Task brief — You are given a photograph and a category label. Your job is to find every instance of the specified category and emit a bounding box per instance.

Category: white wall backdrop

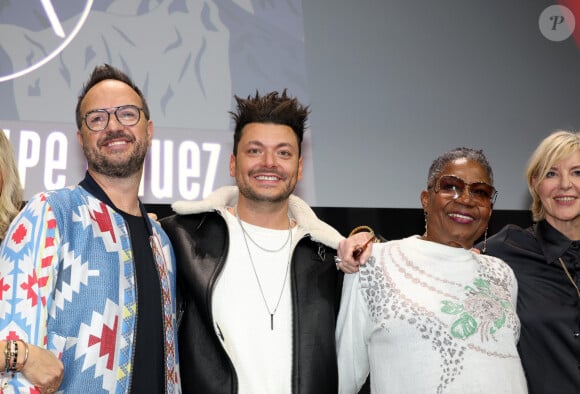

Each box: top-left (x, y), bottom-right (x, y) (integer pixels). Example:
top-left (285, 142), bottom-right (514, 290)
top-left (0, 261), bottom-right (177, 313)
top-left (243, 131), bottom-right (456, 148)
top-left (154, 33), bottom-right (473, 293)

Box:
top-left (303, 0), bottom-right (580, 209)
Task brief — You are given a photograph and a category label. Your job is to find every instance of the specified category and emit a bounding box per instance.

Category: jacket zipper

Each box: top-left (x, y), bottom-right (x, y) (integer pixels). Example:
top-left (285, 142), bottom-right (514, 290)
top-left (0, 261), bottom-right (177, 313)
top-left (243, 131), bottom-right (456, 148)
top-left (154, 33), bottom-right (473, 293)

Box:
top-left (149, 231), bottom-right (170, 394)
top-left (126, 222), bottom-right (137, 394)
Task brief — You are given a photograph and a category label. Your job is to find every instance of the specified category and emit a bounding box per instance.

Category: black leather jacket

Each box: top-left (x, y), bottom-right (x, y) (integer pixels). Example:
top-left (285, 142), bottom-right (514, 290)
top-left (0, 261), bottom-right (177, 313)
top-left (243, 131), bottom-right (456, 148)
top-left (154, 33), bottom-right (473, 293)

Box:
top-left (161, 207), bottom-right (343, 394)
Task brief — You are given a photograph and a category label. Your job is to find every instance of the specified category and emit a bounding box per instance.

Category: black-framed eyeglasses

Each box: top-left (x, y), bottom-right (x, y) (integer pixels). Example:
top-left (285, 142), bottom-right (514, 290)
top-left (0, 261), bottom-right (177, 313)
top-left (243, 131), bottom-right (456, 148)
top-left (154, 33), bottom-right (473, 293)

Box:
top-left (83, 105), bottom-right (144, 132)
top-left (429, 175), bottom-right (498, 206)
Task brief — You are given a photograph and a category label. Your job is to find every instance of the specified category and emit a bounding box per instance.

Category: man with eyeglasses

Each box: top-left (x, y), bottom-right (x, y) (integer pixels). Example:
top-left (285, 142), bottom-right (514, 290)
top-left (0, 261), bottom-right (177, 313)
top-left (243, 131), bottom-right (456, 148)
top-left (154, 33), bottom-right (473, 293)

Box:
top-left (0, 64), bottom-right (181, 392)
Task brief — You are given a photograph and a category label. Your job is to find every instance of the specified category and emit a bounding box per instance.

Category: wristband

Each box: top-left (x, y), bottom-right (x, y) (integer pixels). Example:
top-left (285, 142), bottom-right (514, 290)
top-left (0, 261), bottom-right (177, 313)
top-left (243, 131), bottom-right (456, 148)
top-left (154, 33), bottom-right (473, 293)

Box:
top-left (3, 341), bottom-right (11, 372)
top-left (9, 341), bottom-right (18, 372)
top-left (16, 340), bottom-right (29, 372)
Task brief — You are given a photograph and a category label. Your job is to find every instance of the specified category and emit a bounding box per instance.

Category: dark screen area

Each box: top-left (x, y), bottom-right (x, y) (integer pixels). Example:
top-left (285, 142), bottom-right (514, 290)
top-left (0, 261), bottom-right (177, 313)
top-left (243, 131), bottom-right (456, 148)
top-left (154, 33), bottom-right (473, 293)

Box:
top-left (148, 204), bottom-right (533, 240)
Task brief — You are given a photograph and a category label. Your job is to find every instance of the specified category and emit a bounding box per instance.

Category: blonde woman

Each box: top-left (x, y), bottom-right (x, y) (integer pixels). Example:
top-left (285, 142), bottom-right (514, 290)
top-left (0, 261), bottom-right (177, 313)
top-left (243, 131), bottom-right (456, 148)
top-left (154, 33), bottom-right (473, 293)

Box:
top-left (0, 130), bottom-right (23, 241)
top-left (481, 130), bottom-right (580, 394)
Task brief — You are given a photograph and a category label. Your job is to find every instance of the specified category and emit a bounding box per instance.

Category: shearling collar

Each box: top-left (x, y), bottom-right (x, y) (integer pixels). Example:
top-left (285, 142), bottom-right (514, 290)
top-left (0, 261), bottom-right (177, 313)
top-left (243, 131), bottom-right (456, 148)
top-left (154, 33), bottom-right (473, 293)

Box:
top-left (172, 186), bottom-right (344, 249)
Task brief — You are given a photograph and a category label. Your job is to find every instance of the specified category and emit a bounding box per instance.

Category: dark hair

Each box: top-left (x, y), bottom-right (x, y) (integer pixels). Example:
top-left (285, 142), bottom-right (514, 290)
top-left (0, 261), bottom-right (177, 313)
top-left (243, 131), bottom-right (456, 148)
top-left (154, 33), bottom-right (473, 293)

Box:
top-left (75, 64), bottom-right (150, 129)
top-left (427, 147), bottom-right (494, 186)
top-left (230, 90), bottom-right (309, 156)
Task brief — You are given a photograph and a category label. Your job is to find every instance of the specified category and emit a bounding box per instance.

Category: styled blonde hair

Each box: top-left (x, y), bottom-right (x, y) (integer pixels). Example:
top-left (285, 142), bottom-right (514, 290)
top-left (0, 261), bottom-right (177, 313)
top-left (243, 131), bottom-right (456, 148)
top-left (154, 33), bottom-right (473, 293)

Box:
top-left (0, 130), bottom-right (23, 240)
top-left (526, 130), bottom-right (580, 221)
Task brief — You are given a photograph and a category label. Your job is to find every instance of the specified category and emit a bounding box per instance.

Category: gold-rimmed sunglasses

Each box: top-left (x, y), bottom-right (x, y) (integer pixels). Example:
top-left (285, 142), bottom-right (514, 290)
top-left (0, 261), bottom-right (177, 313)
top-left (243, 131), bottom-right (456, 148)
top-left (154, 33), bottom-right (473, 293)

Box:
top-left (429, 175), bottom-right (497, 206)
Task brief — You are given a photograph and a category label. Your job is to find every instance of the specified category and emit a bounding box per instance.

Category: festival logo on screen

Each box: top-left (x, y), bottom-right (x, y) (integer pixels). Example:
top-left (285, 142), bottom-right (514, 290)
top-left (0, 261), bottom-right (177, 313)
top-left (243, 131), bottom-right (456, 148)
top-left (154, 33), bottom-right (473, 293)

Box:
top-left (0, 1), bottom-right (316, 205)
top-left (0, 1), bottom-right (93, 82)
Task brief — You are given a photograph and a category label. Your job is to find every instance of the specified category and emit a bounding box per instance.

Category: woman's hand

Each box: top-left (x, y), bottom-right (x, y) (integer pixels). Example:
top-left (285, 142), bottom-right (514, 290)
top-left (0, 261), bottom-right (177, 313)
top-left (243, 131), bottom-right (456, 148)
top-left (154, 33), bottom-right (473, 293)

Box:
top-left (336, 231), bottom-right (375, 273)
top-left (20, 344), bottom-right (64, 394)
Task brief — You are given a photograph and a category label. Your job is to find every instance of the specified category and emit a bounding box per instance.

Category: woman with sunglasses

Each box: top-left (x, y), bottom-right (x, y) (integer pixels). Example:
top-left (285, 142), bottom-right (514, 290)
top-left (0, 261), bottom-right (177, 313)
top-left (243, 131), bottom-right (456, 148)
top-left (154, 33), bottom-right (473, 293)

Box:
top-left (479, 130), bottom-right (580, 394)
top-left (335, 147), bottom-right (527, 393)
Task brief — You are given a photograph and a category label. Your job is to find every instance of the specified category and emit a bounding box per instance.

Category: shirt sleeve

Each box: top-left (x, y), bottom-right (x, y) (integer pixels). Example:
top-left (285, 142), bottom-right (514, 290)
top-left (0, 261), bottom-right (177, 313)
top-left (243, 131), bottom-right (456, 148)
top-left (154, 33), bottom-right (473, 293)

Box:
top-left (0, 194), bottom-right (60, 389)
top-left (336, 271), bottom-right (371, 393)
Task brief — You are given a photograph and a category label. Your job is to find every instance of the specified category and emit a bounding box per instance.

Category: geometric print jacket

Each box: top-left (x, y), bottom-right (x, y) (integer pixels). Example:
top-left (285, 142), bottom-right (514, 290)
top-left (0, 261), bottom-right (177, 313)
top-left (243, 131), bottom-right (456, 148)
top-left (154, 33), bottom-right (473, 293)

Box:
top-left (0, 178), bottom-right (180, 393)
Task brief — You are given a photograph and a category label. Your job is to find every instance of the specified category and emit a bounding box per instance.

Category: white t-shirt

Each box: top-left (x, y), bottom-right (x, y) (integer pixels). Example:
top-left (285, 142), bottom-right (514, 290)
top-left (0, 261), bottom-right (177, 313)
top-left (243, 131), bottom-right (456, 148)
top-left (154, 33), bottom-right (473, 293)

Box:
top-left (213, 211), bottom-right (297, 394)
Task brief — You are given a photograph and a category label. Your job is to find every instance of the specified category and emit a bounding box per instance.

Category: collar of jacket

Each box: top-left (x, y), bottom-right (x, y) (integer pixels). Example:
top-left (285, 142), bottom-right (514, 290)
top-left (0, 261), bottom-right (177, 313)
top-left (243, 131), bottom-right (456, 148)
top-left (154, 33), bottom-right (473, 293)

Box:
top-left (171, 185), bottom-right (344, 249)
top-left (79, 171), bottom-right (154, 237)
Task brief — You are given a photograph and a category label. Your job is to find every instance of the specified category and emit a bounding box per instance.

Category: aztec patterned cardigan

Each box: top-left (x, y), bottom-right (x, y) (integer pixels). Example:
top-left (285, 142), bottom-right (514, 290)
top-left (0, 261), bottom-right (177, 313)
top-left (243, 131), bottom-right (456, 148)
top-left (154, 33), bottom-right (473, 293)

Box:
top-left (0, 181), bottom-right (180, 393)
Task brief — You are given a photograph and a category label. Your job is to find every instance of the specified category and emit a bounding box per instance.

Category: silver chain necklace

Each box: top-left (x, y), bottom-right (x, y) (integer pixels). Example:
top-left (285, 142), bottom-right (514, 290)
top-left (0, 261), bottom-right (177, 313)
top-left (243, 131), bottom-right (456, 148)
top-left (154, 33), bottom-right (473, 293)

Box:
top-left (235, 209), bottom-right (293, 330)
top-left (235, 206), bottom-right (292, 253)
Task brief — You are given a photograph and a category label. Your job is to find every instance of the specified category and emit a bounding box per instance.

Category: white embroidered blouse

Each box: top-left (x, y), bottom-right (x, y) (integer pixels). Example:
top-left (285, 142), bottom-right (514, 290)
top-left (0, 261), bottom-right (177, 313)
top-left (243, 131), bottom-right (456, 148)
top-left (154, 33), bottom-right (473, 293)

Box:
top-left (336, 235), bottom-right (528, 393)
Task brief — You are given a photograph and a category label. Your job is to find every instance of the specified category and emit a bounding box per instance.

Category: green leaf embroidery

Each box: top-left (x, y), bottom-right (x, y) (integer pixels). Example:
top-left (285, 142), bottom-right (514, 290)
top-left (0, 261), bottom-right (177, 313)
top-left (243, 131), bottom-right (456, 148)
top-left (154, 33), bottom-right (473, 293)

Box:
top-left (473, 278), bottom-right (490, 290)
top-left (442, 278), bottom-right (513, 340)
top-left (500, 299), bottom-right (512, 309)
top-left (490, 312), bottom-right (506, 334)
top-left (441, 300), bottom-right (464, 315)
top-left (450, 313), bottom-right (478, 339)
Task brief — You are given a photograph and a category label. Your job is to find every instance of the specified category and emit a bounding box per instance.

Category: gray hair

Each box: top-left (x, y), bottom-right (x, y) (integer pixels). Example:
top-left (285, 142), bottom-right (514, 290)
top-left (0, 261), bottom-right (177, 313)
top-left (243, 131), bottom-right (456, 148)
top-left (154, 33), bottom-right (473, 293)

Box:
top-left (427, 147), bottom-right (494, 186)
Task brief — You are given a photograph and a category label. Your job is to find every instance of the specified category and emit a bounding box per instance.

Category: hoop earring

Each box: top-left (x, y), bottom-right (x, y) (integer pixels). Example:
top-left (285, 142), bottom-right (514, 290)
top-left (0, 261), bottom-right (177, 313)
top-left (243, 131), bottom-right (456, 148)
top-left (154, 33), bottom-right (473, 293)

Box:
top-left (481, 228), bottom-right (488, 254)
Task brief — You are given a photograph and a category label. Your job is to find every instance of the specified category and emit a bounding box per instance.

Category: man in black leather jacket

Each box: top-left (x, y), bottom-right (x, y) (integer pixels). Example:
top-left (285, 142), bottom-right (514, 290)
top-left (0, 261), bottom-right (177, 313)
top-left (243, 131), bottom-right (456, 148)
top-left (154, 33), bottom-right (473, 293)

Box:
top-left (161, 90), bottom-right (344, 394)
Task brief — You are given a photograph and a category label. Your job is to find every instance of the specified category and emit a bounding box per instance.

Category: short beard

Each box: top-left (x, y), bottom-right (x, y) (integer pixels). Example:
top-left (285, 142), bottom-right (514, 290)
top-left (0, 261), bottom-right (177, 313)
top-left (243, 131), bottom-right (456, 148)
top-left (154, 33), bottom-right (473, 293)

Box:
top-left (237, 184), bottom-right (294, 203)
top-left (237, 170), bottom-right (297, 204)
top-left (83, 138), bottom-right (148, 178)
